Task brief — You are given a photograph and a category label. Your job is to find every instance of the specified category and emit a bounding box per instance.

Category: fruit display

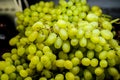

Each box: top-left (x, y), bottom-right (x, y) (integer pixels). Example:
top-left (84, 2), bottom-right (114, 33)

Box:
top-left (0, 0), bottom-right (120, 80)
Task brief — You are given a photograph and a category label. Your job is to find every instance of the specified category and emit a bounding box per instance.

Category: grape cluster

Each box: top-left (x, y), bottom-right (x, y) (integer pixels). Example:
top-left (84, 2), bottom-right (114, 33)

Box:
top-left (0, 0), bottom-right (120, 80)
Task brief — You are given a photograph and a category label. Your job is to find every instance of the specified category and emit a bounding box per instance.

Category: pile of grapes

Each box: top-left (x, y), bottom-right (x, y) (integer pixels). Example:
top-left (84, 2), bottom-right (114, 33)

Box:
top-left (0, 0), bottom-right (120, 80)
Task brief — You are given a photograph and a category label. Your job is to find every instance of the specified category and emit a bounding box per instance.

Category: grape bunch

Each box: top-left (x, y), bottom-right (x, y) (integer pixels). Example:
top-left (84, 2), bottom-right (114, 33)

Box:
top-left (0, 0), bottom-right (120, 80)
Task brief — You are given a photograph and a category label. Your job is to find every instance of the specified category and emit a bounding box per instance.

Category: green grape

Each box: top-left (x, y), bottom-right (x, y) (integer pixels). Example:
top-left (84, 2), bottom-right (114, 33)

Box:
top-left (59, 28), bottom-right (68, 40)
top-left (5, 58), bottom-right (13, 64)
top-left (79, 12), bottom-right (86, 19)
top-left (11, 54), bottom-right (19, 61)
top-left (42, 46), bottom-right (52, 54)
top-left (100, 29), bottom-right (113, 40)
top-left (53, 24), bottom-right (60, 34)
top-left (31, 56), bottom-right (39, 65)
top-left (87, 40), bottom-right (96, 50)
top-left (16, 76), bottom-right (23, 80)
top-left (62, 40), bottom-right (70, 53)
top-left (85, 30), bottom-right (92, 38)
top-left (102, 21), bottom-right (112, 30)
top-left (99, 51), bottom-right (107, 60)
top-left (9, 73), bottom-right (16, 80)
top-left (39, 77), bottom-right (47, 80)
top-left (95, 67), bottom-right (104, 76)
top-left (100, 60), bottom-right (108, 68)
top-left (84, 69), bottom-right (92, 80)
top-left (58, 51), bottom-right (68, 60)
top-left (92, 29), bottom-right (100, 36)
top-left (68, 27), bottom-right (78, 38)
top-left (74, 76), bottom-right (80, 80)
top-left (82, 5), bottom-right (89, 12)
top-left (55, 59), bottom-right (65, 67)
top-left (36, 61), bottom-right (43, 71)
top-left (108, 58), bottom-right (116, 66)
top-left (4, 65), bottom-right (16, 74)
top-left (17, 46), bottom-right (25, 56)
top-left (56, 19), bottom-right (67, 28)
top-left (96, 73), bottom-right (105, 80)
top-left (90, 36), bottom-right (100, 44)
top-left (65, 72), bottom-right (75, 80)
top-left (11, 48), bottom-right (17, 54)
top-left (108, 67), bottom-right (119, 77)
top-left (79, 37), bottom-right (87, 47)
top-left (41, 69), bottom-right (52, 78)
top-left (29, 62), bottom-right (36, 69)
top-left (75, 50), bottom-right (83, 59)
top-left (28, 44), bottom-right (37, 54)
top-left (86, 13), bottom-right (98, 22)
top-left (1, 74), bottom-right (9, 80)
top-left (107, 50), bottom-right (116, 59)
top-left (90, 21), bottom-right (98, 29)
top-left (32, 21), bottom-right (45, 31)
top-left (76, 28), bottom-right (84, 38)
top-left (99, 36), bottom-right (107, 46)
top-left (19, 69), bottom-right (28, 78)
top-left (87, 50), bottom-right (94, 59)
top-left (36, 32), bottom-right (46, 43)
top-left (20, 37), bottom-right (29, 46)
top-left (54, 36), bottom-right (63, 49)
top-left (81, 58), bottom-right (91, 66)
top-left (64, 60), bottom-right (73, 69)
top-left (23, 63), bottom-right (29, 69)
top-left (35, 50), bottom-right (43, 58)
top-left (55, 74), bottom-right (64, 80)
top-left (67, 9), bottom-right (73, 16)
top-left (0, 61), bottom-right (10, 70)
top-left (2, 52), bottom-right (11, 59)
top-left (90, 58), bottom-right (98, 67)
top-left (28, 31), bottom-right (38, 42)
top-left (70, 66), bottom-right (80, 75)
top-left (45, 33), bottom-right (57, 45)
top-left (71, 57), bottom-right (80, 66)
top-left (70, 38), bottom-right (79, 46)
top-left (109, 39), bottom-right (119, 48)
top-left (16, 65), bottom-right (24, 72)
top-left (94, 44), bottom-right (102, 52)
top-left (24, 77), bottom-right (32, 80)
top-left (9, 36), bottom-right (19, 46)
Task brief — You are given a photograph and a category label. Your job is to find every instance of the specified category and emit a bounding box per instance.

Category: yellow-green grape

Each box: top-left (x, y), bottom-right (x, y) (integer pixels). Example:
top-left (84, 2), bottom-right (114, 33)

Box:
top-left (41, 69), bottom-right (52, 78)
top-left (108, 67), bottom-right (119, 77)
top-left (1, 74), bottom-right (9, 80)
top-left (103, 44), bottom-right (110, 51)
top-left (65, 72), bottom-right (75, 80)
top-left (59, 28), bottom-right (68, 40)
top-left (36, 32), bottom-right (46, 43)
top-left (75, 50), bottom-right (83, 59)
top-left (25, 27), bottom-right (33, 37)
top-left (64, 60), bottom-right (73, 69)
top-left (62, 40), bottom-right (70, 53)
top-left (83, 23), bottom-right (94, 31)
top-left (94, 44), bottom-right (102, 52)
top-left (99, 60), bottom-right (108, 68)
top-left (28, 44), bottom-right (37, 54)
top-left (5, 57), bottom-right (13, 64)
top-left (99, 36), bottom-right (107, 46)
top-left (24, 77), bottom-right (32, 80)
top-left (81, 58), bottom-right (91, 66)
top-left (58, 51), bottom-right (68, 60)
top-left (36, 61), bottom-right (43, 72)
top-left (44, 33), bottom-right (57, 45)
top-left (90, 58), bottom-right (98, 67)
top-left (11, 54), bottom-right (19, 61)
top-left (90, 36), bottom-right (100, 44)
top-left (109, 39), bottom-right (119, 48)
top-left (20, 37), bottom-right (28, 46)
top-left (68, 27), bottom-right (77, 38)
top-left (55, 59), bottom-right (65, 67)
top-left (95, 67), bottom-right (104, 76)
top-left (55, 74), bottom-right (64, 80)
top-left (36, 43), bottom-right (45, 51)
top-left (107, 50), bottom-right (116, 59)
top-left (102, 21), bottom-right (112, 30)
top-left (31, 56), bottom-right (39, 65)
top-left (32, 21), bottom-right (45, 31)
top-left (56, 19), bottom-right (67, 28)
top-left (74, 76), bottom-right (80, 80)
top-left (29, 62), bottom-right (36, 69)
top-left (96, 73), bottom-right (105, 80)
top-left (70, 66), bottom-right (80, 75)
top-left (9, 72), bottom-right (16, 80)
top-left (85, 30), bottom-right (92, 38)
top-left (28, 31), bottom-right (38, 42)
top-left (100, 30), bottom-right (113, 40)
top-left (108, 58), bottom-right (116, 66)
top-left (11, 48), bottom-right (17, 54)
top-left (23, 63), bottom-right (29, 69)
top-left (90, 21), bottom-right (99, 29)
top-left (86, 13), bottom-right (98, 22)
top-left (17, 46), bottom-right (25, 56)
top-left (42, 46), bottom-right (52, 54)
top-left (39, 77), bottom-right (47, 80)
top-left (2, 52), bottom-right (11, 59)
top-left (70, 38), bottom-right (79, 46)
top-left (4, 65), bottom-right (16, 74)
top-left (87, 50), bottom-right (94, 59)
top-left (99, 51), bottom-right (107, 60)
top-left (87, 40), bottom-right (96, 50)
top-left (54, 36), bottom-right (63, 49)
top-left (16, 76), bottom-right (23, 80)
top-left (16, 65), bottom-right (24, 72)
top-left (9, 37), bottom-right (19, 46)
top-left (35, 50), bottom-right (43, 58)
top-left (84, 69), bottom-right (92, 80)
top-left (92, 29), bottom-right (100, 36)
top-left (53, 24), bottom-right (60, 34)
top-left (79, 37), bottom-right (87, 47)
top-left (71, 57), bottom-right (80, 66)
top-left (76, 28), bottom-right (84, 38)
top-left (19, 69), bottom-right (28, 78)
